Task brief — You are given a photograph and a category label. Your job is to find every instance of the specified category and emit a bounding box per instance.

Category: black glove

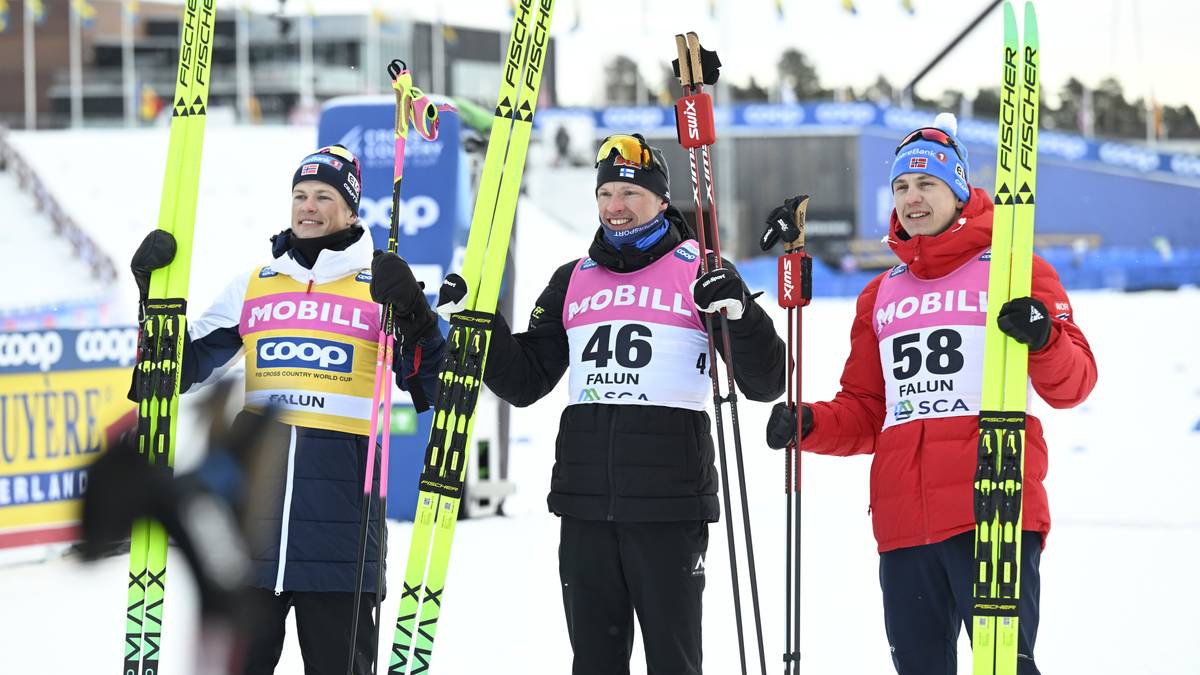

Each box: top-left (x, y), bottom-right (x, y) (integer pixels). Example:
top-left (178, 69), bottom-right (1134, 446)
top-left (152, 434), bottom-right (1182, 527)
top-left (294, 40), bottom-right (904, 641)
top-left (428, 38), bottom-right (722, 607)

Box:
top-left (692, 267), bottom-right (747, 320)
top-left (760, 194), bottom-right (810, 251)
top-left (370, 251), bottom-right (438, 343)
top-left (766, 402), bottom-right (813, 449)
top-left (131, 230), bottom-right (177, 299)
top-left (997, 296), bottom-right (1051, 352)
top-left (435, 273), bottom-right (469, 322)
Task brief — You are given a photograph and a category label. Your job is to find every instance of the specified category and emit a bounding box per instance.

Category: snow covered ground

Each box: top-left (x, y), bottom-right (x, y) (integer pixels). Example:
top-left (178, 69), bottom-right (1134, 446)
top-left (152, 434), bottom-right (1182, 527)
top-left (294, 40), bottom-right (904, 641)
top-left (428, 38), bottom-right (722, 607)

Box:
top-left (1, 127), bottom-right (1198, 674)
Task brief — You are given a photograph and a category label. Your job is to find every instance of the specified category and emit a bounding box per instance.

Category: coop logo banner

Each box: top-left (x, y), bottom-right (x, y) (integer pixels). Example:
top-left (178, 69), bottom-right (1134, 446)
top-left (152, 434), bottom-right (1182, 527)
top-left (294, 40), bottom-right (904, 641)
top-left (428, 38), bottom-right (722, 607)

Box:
top-left (257, 337), bottom-right (354, 373)
top-left (0, 328), bottom-right (138, 374)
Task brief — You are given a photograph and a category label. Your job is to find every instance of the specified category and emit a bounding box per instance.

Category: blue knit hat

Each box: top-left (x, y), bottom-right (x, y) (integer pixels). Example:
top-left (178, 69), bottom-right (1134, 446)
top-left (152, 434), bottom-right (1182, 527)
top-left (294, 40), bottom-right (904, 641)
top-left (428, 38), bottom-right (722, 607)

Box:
top-left (889, 112), bottom-right (970, 202)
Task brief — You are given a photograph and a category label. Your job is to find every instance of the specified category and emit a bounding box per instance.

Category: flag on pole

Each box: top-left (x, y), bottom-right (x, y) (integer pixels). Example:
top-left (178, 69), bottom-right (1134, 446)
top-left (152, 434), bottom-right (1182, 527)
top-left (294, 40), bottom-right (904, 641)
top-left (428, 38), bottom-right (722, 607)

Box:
top-left (123, 0), bottom-right (139, 20)
top-left (775, 0), bottom-right (785, 20)
top-left (369, 4), bottom-right (387, 27)
top-left (0, 0), bottom-right (10, 33)
top-left (73, 0), bottom-right (96, 28)
top-left (28, 0), bottom-right (46, 26)
top-left (708, 0), bottom-right (717, 19)
top-left (841, 0), bottom-right (858, 15)
top-left (900, 0), bottom-right (915, 15)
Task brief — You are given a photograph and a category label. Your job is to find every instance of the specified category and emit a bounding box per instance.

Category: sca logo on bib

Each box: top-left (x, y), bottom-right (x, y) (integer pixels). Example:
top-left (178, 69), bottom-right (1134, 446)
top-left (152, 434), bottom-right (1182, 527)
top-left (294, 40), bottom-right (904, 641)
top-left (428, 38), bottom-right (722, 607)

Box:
top-left (257, 337), bottom-right (353, 373)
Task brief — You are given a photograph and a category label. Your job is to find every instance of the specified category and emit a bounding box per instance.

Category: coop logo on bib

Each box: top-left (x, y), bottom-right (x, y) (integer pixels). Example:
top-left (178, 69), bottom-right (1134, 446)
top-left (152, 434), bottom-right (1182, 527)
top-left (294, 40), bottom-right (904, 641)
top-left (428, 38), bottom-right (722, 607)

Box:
top-left (257, 337), bottom-right (353, 373)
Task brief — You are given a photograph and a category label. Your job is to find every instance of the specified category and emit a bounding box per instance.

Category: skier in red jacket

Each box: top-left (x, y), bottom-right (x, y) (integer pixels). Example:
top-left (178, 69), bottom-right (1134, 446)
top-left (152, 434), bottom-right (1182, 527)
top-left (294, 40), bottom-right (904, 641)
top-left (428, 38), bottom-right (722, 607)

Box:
top-left (766, 113), bottom-right (1097, 675)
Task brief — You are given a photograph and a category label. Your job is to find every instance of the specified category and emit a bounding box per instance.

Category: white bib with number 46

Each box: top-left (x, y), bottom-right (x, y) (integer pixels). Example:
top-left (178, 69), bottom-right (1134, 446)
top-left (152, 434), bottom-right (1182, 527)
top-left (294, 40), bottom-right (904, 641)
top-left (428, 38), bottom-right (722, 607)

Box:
top-left (562, 242), bottom-right (711, 410)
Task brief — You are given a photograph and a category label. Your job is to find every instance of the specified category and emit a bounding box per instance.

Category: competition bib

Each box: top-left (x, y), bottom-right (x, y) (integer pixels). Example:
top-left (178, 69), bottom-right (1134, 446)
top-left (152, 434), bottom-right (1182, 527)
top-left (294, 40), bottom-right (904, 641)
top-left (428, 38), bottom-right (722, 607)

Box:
top-left (240, 267), bottom-right (380, 434)
top-left (875, 254), bottom-right (991, 429)
top-left (563, 241), bottom-right (711, 410)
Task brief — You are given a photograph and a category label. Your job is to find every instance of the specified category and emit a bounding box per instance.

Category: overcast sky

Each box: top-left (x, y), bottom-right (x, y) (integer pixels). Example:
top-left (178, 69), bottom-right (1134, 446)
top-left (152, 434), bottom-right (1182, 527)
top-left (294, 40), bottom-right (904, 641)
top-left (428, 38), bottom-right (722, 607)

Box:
top-left (241, 0), bottom-right (1198, 114)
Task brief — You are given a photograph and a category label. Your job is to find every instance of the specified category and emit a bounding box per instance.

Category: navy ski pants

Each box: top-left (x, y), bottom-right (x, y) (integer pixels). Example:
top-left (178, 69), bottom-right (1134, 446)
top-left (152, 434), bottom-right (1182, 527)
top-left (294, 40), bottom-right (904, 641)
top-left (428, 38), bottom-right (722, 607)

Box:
top-left (240, 589), bottom-right (377, 675)
top-left (879, 530), bottom-right (1043, 675)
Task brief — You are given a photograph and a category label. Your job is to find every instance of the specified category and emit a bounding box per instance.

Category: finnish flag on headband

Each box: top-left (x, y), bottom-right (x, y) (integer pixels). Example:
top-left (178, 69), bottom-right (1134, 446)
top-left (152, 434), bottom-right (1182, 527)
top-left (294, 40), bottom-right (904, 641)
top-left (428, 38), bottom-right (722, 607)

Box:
top-left (619, 167), bottom-right (636, 179)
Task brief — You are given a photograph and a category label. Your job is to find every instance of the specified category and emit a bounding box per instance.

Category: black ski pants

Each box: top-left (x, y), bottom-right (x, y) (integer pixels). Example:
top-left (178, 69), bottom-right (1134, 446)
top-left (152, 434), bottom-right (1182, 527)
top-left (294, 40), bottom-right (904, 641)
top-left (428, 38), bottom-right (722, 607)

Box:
top-left (559, 516), bottom-right (709, 675)
top-left (240, 588), bottom-right (377, 675)
top-left (879, 530), bottom-right (1043, 675)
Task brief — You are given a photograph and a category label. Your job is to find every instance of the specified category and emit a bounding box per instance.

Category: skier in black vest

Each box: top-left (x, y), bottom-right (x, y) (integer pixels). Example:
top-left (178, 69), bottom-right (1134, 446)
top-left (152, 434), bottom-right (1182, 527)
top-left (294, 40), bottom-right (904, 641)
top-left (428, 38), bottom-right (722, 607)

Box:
top-left (436, 134), bottom-right (786, 674)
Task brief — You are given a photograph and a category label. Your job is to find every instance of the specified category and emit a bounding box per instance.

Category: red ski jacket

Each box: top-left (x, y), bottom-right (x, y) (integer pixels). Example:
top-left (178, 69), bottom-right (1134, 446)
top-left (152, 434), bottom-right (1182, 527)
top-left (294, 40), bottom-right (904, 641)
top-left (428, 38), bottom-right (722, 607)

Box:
top-left (804, 187), bottom-right (1097, 553)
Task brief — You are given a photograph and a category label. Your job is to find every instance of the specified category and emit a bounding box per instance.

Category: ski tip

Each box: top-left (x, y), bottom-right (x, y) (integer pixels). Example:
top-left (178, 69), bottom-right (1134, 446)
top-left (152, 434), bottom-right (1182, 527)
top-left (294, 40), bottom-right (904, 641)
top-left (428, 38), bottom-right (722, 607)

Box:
top-left (1023, 1), bottom-right (1039, 40)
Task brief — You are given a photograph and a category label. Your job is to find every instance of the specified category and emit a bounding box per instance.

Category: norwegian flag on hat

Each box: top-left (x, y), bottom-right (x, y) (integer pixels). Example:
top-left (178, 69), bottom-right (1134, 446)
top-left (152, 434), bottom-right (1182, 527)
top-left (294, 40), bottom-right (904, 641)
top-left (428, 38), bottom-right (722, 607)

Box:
top-left (909, 157), bottom-right (928, 170)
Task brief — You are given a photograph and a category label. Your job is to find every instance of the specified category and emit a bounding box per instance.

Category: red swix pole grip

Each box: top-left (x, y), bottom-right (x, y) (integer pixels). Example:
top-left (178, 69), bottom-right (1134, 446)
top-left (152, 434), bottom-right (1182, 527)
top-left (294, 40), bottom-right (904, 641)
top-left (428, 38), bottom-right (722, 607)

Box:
top-left (777, 252), bottom-right (812, 309)
top-left (675, 93), bottom-right (716, 149)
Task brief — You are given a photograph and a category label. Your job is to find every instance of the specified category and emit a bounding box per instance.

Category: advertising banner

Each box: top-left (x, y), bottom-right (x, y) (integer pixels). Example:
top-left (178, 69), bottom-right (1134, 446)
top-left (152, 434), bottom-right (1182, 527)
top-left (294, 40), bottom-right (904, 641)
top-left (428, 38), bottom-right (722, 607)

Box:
top-left (0, 327), bottom-right (137, 548)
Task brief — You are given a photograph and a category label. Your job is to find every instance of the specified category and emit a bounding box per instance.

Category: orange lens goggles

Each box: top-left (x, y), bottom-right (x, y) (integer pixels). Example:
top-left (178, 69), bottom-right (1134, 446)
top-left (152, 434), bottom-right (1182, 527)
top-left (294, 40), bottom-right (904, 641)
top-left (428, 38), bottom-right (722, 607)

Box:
top-left (595, 134), bottom-right (653, 169)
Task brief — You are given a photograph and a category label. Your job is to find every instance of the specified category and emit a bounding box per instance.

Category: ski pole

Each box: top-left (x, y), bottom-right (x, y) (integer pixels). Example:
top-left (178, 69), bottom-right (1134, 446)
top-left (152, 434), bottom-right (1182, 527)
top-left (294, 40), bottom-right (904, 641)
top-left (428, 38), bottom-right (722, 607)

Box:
top-left (673, 31), bottom-right (768, 675)
top-left (347, 59), bottom-right (449, 675)
top-left (761, 195), bottom-right (813, 673)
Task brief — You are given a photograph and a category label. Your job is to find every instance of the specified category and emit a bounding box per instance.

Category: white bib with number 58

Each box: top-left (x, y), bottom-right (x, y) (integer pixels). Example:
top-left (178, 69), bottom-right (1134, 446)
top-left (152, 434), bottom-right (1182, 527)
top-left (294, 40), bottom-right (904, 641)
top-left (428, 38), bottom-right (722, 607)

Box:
top-left (874, 254), bottom-right (991, 430)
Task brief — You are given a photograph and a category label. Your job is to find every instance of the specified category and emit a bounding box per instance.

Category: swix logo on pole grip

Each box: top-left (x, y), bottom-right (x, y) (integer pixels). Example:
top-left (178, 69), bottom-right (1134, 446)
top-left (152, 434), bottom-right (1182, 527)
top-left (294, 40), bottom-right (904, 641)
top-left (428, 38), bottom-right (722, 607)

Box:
top-left (777, 253), bottom-right (812, 309)
top-left (675, 93), bottom-right (716, 148)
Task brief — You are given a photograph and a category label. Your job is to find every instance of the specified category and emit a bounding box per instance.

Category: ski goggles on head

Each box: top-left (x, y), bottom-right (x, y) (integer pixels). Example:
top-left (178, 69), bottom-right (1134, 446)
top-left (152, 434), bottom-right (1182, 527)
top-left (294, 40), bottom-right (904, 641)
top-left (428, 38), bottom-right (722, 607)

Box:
top-left (316, 144), bottom-right (362, 176)
top-left (595, 134), bottom-right (655, 169)
top-left (895, 127), bottom-right (964, 161)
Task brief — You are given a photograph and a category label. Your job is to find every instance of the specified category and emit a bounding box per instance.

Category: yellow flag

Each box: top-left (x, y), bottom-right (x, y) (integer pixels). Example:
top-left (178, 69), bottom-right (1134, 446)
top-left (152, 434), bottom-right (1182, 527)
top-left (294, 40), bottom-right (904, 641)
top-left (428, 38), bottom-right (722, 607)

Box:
top-left (841, 0), bottom-right (858, 15)
top-left (28, 0), bottom-right (46, 25)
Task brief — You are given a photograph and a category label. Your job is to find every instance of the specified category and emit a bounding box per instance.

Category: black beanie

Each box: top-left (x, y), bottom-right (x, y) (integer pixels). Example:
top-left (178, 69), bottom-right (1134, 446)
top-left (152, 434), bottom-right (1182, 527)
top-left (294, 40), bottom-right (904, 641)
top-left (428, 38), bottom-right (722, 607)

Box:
top-left (292, 144), bottom-right (362, 212)
top-left (595, 137), bottom-right (670, 201)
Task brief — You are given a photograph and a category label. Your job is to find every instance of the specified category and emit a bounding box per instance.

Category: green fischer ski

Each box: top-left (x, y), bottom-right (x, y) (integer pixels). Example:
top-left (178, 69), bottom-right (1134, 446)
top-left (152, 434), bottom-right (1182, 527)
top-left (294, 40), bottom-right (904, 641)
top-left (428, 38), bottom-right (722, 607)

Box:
top-left (972, 2), bottom-right (1039, 674)
top-left (388, 1), bottom-right (556, 673)
top-left (125, 2), bottom-right (216, 674)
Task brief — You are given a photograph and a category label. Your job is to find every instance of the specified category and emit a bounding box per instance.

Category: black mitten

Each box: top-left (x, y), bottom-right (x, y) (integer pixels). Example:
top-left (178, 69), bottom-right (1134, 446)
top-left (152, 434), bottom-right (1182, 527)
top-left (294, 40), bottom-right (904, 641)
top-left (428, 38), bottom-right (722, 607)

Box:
top-left (766, 402), bottom-right (813, 449)
top-left (131, 230), bottom-right (177, 299)
top-left (997, 296), bottom-right (1051, 352)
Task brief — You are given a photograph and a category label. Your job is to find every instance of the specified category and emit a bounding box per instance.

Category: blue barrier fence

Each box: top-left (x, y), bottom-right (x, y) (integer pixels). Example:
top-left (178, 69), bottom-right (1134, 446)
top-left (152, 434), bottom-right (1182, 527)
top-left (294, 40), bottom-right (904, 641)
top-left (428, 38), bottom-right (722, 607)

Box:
top-left (738, 247), bottom-right (1200, 300)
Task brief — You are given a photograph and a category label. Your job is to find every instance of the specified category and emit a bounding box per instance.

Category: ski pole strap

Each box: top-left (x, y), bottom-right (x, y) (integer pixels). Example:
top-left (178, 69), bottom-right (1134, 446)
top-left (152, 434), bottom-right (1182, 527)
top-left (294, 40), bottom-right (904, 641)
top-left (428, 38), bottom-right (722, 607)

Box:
top-left (403, 343), bottom-right (431, 413)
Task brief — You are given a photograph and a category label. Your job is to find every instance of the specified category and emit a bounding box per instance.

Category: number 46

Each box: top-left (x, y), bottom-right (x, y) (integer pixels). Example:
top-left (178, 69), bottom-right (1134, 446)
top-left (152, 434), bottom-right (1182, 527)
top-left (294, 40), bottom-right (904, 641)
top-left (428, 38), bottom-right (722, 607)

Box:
top-left (582, 324), bottom-right (653, 368)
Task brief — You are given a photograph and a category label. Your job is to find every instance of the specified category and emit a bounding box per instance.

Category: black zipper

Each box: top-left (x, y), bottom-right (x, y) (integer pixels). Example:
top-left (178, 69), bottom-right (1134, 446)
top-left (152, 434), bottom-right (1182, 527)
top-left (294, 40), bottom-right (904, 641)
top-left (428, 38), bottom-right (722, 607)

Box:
top-left (606, 411), bottom-right (617, 521)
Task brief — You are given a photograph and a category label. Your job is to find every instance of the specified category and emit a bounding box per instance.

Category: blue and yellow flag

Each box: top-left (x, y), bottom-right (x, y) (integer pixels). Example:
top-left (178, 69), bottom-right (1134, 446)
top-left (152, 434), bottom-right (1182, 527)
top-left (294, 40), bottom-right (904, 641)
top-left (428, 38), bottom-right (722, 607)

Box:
top-left (72, 0), bottom-right (96, 28)
top-left (0, 0), bottom-right (10, 34)
top-left (841, 0), bottom-right (858, 15)
top-left (901, 0), bottom-right (915, 15)
top-left (775, 0), bottom-right (785, 20)
top-left (123, 0), bottom-right (139, 20)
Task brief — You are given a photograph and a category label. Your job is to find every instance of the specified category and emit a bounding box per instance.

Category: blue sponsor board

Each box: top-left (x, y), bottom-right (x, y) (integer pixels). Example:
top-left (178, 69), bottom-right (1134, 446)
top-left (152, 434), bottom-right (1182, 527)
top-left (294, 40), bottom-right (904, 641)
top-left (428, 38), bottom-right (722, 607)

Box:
top-left (318, 96), bottom-right (465, 283)
top-left (0, 327), bottom-right (139, 375)
top-left (539, 101), bottom-right (1200, 185)
top-left (256, 337), bottom-right (354, 374)
top-left (318, 97), bottom-right (465, 520)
